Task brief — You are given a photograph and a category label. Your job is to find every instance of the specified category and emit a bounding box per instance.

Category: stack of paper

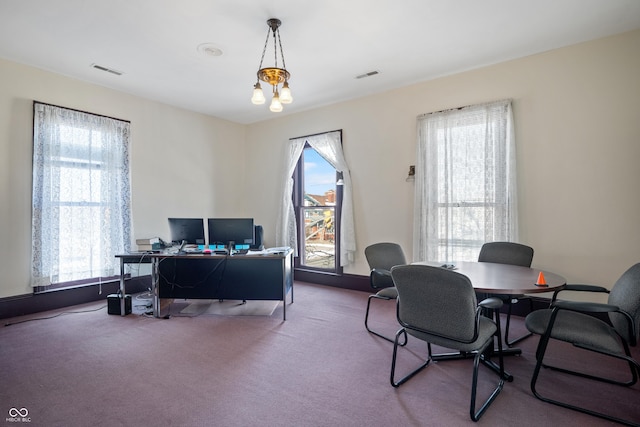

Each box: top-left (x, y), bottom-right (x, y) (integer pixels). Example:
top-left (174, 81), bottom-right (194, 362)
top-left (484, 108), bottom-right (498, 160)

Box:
top-left (136, 237), bottom-right (161, 251)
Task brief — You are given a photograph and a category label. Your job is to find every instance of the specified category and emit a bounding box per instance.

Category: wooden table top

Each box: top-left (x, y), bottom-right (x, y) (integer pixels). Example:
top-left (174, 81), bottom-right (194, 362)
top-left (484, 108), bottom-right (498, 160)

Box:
top-left (414, 261), bottom-right (566, 294)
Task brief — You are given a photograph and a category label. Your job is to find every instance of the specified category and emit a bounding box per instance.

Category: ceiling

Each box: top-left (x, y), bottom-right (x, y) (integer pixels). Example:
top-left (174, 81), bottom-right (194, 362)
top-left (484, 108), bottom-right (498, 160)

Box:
top-left (1, 1), bottom-right (639, 124)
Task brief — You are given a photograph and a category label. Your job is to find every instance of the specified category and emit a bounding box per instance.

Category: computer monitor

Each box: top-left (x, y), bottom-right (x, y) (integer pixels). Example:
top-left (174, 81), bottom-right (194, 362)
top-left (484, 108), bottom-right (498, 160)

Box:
top-left (208, 218), bottom-right (254, 247)
top-left (168, 218), bottom-right (205, 245)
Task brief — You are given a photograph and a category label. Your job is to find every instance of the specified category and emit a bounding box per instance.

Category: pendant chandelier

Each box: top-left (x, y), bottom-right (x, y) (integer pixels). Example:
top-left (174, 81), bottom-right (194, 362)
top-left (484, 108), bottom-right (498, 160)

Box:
top-left (251, 18), bottom-right (292, 112)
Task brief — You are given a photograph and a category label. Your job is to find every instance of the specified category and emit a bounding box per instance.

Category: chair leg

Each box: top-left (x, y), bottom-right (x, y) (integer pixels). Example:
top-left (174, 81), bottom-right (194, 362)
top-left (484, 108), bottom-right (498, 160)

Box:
top-left (470, 310), bottom-right (505, 421)
top-left (493, 308), bottom-right (506, 380)
top-left (365, 294), bottom-right (406, 346)
top-left (540, 338), bottom-right (639, 387)
top-left (391, 315), bottom-right (505, 421)
top-left (390, 328), bottom-right (429, 387)
top-left (531, 335), bottom-right (640, 426)
top-left (470, 346), bottom-right (505, 422)
top-left (504, 297), bottom-right (533, 347)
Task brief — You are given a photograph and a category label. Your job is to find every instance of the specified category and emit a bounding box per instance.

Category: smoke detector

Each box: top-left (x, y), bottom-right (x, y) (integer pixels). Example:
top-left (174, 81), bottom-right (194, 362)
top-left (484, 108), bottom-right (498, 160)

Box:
top-left (197, 43), bottom-right (223, 57)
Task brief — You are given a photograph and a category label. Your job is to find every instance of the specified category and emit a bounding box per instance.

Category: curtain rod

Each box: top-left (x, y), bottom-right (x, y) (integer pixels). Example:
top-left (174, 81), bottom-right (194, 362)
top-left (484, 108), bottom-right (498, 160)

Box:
top-left (420, 99), bottom-right (512, 118)
top-left (33, 101), bottom-right (131, 124)
top-left (419, 105), bottom-right (470, 118)
top-left (289, 129), bottom-right (342, 141)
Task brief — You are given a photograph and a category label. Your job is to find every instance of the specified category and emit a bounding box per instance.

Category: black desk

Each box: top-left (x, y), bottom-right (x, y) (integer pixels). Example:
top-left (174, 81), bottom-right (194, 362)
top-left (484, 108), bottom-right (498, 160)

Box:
top-left (116, 249), bottom-right (293, 320)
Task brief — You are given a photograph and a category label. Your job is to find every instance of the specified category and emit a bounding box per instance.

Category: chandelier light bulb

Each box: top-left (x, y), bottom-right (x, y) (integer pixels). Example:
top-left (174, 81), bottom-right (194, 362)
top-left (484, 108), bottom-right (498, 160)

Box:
top-left (269, 90), bottom-right (283, 112)
top-left (280, 81), bottom-right (293, 104)
top-left (251, 82), bottom-right (266, 105)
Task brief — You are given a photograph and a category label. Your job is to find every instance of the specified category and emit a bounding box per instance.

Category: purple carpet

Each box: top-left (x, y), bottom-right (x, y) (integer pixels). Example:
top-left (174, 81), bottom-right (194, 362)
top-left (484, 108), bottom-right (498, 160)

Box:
top-left (1, 282), bottom-right (638, 426)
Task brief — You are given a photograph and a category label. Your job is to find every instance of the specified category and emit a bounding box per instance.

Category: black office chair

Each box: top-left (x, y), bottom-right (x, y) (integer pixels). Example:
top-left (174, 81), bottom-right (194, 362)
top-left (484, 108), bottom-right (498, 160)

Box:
top-left (478, 242), bottom-right (535, 346)
top-left (390, 264), bottom-right (505, 422)
top-left (525, 263), bottom-right (640, 426)
top-left (364, 243), bottom-right (407, 344)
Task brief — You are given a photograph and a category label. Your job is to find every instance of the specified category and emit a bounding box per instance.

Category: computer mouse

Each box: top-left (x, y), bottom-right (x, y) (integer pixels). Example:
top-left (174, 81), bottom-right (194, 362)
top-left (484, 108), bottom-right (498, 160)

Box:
top-left (203, 249), bottom-right (212, 254)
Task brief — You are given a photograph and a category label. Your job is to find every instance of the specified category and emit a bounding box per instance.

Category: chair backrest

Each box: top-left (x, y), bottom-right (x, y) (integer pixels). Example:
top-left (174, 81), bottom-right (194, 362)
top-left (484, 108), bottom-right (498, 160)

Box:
top-left (364, 242), bottom-right (406, 271)
top-left (608, 263), bottom-right (640, 345)
top-left (478, 242), bottom-right (534, 267)
top-left (391, 264), bottom-right (478, 342)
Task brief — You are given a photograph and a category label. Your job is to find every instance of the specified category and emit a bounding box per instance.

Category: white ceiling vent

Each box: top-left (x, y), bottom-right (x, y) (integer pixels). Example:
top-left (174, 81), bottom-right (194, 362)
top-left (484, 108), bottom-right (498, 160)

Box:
top-left (355, 70), bottom-right (379, 79)
top-left (91, 63), bottom-right (123, 76)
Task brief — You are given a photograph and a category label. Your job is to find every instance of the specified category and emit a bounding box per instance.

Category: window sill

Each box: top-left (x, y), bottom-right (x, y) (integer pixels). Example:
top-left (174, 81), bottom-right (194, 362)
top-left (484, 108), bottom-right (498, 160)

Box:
top-left (33, 276), bottom-right (125, 294)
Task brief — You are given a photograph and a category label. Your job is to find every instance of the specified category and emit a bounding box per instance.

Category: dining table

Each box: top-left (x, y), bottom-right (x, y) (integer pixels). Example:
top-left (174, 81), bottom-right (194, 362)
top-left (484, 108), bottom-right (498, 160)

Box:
top-left (414, 260), bottom-right (567, 381)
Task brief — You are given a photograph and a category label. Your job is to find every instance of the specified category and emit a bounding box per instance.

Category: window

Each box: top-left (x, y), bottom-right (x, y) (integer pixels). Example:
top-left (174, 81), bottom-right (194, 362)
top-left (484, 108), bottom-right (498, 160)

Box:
top-left (293, 145), bottom-right (342, 271)
top-left (277, 130), bottom-right (356, 271)
top-left (414, 100), bottom-right (517, 262)
top-left (31, 102), bottom-right (132, 290)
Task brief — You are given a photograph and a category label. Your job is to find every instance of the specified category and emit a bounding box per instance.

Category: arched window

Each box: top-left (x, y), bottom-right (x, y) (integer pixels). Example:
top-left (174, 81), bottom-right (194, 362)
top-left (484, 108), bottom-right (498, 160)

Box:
top-left (277, 130), bottom-right (356, 273)
top-left (293, 144), bottom-right (342, 271)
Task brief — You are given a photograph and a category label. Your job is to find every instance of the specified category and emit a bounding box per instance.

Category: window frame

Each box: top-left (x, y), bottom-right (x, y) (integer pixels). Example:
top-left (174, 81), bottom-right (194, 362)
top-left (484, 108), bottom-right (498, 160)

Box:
top-left (31, 102), bottom-right (132, 292)
top-left (292, 142), bottom-right (343, 275)
top-left (414, 100), bottom-right (516, 262)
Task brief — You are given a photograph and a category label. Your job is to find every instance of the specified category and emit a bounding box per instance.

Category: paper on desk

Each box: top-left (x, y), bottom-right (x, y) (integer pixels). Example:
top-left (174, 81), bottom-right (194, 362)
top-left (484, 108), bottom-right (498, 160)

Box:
top-left (265, 247), bottom-right (290, 253)
top-left (243, 247), bottom-right (291, 255)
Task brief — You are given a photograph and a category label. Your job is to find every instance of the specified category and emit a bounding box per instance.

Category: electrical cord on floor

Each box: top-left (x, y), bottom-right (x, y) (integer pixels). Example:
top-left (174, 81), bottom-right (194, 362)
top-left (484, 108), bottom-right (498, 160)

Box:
top-left (4, 305), bottom-right (107, 327)
top-left (134, 303), bottom-right (153, 314)
top-left (134, 292), bottom-right (154, 316)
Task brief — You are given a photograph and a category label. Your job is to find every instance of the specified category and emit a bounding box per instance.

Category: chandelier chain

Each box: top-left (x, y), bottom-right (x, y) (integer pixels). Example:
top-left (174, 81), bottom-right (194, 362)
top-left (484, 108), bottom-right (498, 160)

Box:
top-left (276, 28), bottom-right (287, 73)
top-left (272, 28), bottom-right (279, 69)
top-left (257, 28), bottom-right (271, 73)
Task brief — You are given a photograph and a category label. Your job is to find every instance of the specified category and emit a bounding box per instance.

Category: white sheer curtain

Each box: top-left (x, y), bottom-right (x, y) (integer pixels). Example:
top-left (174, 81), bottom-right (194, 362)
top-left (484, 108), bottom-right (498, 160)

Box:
top-left (276, 130), bottom-right (356, 266)
top-left (413, 100), bottom-right (517, 262)
top-left (31, 102), bottom-right (132, 287)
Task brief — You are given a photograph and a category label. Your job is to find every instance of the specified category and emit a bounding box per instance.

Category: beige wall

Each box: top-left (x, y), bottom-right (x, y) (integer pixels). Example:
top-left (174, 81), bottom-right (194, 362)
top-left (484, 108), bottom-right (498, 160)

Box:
top-left (245, 29), bottom-right (640, 297)
top-left (0, 58), bottom-right (245, 298)
top-left (1, 29), bottom-right (639, 300)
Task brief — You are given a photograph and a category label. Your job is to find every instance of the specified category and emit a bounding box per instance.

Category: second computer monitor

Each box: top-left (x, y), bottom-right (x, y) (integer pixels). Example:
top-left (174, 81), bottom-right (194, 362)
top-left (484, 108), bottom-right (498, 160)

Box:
top-left (168, 218), bottom-right (205, 245)
top-left (208, 218), bottom-right (254, 247)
